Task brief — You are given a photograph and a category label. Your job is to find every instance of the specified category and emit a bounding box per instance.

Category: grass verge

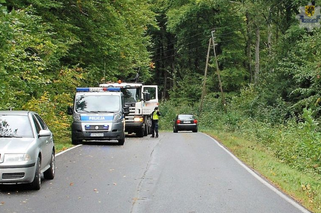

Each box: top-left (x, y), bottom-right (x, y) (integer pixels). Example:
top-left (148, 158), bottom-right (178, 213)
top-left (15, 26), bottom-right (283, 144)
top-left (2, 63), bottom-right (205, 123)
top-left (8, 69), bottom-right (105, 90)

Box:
top-left (203, 130), bottom-right (321, 213)
top-left (55, 136), bottom-right (74, 153)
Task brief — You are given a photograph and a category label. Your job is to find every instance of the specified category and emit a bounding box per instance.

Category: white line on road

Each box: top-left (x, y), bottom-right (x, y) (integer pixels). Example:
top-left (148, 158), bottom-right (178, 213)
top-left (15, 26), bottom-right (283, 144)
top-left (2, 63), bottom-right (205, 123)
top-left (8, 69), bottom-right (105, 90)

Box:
top-left (201, 132), bottom-right (311, 213)
top-left (55, 144), bottom-right (82, 157)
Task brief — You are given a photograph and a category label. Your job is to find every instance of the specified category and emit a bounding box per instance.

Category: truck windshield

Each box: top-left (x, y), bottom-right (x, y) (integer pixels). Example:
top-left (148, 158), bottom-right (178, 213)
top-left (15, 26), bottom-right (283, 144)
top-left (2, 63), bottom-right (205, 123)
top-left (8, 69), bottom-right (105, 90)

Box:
top-left (121, 88), bottom-right (140, 103)
top-left (75, 94), bottom-right (120, 112)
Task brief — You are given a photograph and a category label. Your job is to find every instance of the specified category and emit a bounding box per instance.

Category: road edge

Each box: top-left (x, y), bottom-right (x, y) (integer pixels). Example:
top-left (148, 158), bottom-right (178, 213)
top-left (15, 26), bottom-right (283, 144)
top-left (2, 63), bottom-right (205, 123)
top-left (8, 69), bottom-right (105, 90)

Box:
top-left (201, 132), bottom-right (311, 213)
top-left (55, 144), bottom-right (82, 157)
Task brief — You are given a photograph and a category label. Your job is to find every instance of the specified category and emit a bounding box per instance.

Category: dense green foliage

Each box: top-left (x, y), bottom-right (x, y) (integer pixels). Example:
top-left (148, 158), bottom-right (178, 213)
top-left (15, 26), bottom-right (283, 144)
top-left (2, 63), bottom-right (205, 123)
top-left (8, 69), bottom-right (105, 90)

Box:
top-left (0, 0), bottom-right (156, 148)
top-left (154, 0), bottom-right (321, 183)
top-left (1, 0), bottom-right (321, 210)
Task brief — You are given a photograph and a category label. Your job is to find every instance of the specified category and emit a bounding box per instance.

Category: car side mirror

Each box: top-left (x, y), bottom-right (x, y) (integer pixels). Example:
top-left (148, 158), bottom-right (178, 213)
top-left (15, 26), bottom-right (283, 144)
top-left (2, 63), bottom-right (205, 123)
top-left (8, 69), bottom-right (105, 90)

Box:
top-left (67, 106), bottom-right (73, 115)
top-left (38, 129), bottom-right (51, 138)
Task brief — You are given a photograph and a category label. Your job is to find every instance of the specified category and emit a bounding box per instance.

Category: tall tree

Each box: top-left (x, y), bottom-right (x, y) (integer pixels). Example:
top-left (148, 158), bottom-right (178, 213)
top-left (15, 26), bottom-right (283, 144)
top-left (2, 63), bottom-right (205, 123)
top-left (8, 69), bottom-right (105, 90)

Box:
top-left (0, 4), bottom-right (70, 109)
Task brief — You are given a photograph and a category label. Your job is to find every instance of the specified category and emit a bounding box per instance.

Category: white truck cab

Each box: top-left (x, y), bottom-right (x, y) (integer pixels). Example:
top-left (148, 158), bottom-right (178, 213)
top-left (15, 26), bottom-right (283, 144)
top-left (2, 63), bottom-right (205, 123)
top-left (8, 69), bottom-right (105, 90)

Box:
top-left (99, 81), bottom-right (158, 137)
top-left (67, 87), bottom-right (129, 145)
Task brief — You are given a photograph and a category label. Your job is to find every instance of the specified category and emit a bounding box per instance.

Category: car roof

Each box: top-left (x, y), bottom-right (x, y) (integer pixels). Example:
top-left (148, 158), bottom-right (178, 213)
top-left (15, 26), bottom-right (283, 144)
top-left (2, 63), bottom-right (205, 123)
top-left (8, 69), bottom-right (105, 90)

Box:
top-left (0, 110), bottom-right (33, 116)
top-left (177, 114), bottom-right (195, 118)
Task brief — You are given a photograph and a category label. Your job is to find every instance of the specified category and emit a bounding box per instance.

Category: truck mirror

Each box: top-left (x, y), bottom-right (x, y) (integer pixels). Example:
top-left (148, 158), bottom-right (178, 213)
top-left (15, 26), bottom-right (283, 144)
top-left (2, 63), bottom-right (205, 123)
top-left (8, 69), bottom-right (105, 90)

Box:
top-left (67, 106), bottom-right (73, 115)
top-left (123, 106), bottom-right (129, 115)
top-left (143, 92), bottom-right (151, 101)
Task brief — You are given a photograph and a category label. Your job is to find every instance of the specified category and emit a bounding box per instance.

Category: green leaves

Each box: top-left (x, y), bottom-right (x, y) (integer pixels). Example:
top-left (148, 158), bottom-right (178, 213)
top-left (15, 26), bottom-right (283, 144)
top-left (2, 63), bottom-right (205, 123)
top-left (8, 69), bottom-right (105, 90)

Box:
top-left (0, 0), bottom-right (158, 145)
top-left (0, 6), bottom-right (68, 102)
top-left (0, 0), bottom-right (157, 110)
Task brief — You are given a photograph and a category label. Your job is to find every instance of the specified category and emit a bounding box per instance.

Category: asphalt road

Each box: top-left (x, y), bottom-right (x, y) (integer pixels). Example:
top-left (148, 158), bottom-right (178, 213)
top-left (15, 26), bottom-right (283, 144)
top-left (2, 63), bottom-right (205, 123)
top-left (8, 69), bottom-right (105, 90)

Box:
top-left (0, 132), bottom-right (310, 213)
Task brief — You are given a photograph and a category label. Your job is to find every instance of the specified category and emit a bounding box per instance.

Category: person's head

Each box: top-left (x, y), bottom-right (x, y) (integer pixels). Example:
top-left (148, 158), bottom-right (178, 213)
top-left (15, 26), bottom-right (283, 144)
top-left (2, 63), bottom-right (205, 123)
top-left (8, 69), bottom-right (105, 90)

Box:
top-left (155, 107), bottom-right (158, 111)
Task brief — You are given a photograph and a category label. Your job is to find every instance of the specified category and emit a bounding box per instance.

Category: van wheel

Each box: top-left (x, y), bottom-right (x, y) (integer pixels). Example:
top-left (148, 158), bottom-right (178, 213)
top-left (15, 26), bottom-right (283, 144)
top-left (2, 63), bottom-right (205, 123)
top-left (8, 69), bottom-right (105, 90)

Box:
top-left (118, 138), bottom-right (125, 145)
top-left (72, 139), bottom-right (81, 145)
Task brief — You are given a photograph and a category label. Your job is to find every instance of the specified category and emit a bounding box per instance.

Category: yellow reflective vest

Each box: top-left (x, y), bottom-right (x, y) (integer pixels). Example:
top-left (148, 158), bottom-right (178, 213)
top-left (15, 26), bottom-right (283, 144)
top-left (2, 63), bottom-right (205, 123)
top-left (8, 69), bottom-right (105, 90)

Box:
top-left (152, 111), bottom-right (159, 120)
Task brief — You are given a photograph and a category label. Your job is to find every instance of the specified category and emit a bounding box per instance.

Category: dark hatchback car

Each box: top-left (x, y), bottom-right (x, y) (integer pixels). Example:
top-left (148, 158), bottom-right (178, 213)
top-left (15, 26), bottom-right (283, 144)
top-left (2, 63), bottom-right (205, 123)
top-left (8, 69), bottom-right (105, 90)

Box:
top-left (173, 114), bottom-right (198, 133)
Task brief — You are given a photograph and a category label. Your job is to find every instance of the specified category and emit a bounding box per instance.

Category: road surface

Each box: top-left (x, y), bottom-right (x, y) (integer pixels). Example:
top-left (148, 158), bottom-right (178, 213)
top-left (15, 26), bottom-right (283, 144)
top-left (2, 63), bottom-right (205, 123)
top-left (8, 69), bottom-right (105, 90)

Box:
top-left (0, 132), bottom-right (310, 213)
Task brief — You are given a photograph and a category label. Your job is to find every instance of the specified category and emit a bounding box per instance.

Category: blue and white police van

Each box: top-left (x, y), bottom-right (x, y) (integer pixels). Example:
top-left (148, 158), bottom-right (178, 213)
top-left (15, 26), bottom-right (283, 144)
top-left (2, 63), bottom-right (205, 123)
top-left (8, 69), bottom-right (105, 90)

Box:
top-left (67, 87), bottom-right (129, 145)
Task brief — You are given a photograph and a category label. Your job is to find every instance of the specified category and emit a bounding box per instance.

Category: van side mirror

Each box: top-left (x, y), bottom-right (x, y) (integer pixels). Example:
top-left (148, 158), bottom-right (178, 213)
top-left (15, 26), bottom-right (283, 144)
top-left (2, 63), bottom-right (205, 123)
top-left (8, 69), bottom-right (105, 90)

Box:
top-left (123, 106), bottom-right (129, 115)
top-left (67, 106), bottom-right (73, 115)
top-left (143, 92), bottom-right (151, 101)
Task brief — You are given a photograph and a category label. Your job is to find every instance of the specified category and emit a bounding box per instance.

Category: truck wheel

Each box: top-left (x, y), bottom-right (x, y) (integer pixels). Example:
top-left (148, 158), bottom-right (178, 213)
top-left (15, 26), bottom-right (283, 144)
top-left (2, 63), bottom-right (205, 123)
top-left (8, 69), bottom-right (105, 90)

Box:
top-left (136, 126), bottom-right (144, 137)
top-left (145, 118), bottom-right (151, 136)
top-left (144, 120), bottom-right (148, 136)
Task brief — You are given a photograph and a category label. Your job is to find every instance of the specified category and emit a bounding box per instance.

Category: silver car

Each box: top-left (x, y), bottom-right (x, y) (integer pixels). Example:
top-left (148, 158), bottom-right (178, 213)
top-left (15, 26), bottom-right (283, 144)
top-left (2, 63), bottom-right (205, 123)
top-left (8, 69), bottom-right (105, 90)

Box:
top-left (0, 111), bottom-right (55, 190)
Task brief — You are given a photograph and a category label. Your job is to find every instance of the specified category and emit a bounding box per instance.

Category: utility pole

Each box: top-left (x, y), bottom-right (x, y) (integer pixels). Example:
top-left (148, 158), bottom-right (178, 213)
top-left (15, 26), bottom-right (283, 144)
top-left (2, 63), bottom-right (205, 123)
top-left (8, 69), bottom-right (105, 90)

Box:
top-left (211, 30), bottom-right (227, 112)
top-left (199, 38), bottom-right (212, 113)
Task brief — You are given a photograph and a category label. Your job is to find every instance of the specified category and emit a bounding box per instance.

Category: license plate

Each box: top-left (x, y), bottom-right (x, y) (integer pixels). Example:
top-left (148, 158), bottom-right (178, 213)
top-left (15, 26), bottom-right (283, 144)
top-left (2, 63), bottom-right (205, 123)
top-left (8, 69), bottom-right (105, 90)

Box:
top-left (183, 121), bottom-right (190, 123)
top-left (90, 133), bottom-right (104, 137)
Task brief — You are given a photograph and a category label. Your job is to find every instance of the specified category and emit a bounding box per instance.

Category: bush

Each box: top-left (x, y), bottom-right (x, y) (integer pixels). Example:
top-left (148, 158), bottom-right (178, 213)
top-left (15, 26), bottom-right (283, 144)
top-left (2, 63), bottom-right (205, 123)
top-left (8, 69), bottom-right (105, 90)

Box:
top-left (22, 91), bottom-right (73, 146)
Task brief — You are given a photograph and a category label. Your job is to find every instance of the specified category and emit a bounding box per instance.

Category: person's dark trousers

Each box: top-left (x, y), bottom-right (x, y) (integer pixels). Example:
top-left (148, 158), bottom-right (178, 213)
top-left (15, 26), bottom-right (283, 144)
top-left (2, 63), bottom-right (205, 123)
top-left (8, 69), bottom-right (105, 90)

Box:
top-left (151, 120), bottom-right (159, 137)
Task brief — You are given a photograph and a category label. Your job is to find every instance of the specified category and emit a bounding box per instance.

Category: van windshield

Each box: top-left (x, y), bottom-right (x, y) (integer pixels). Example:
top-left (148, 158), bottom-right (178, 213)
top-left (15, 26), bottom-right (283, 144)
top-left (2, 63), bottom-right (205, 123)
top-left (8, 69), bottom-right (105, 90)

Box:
top-left (75, 94), bottom-right (120, 113)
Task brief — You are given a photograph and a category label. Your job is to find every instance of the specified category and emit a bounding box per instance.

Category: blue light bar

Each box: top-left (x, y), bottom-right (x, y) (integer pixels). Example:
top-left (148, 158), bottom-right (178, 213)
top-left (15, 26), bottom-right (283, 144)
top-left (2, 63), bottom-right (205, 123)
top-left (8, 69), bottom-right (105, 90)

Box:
top-left (76, 87), bottom-right (103, 92)
top-left (107, 87), bottom-right (121, 92)
top-left (76, 87), bottom-right (90, 92)
top-left (76, 87), bottom-right (121, 92)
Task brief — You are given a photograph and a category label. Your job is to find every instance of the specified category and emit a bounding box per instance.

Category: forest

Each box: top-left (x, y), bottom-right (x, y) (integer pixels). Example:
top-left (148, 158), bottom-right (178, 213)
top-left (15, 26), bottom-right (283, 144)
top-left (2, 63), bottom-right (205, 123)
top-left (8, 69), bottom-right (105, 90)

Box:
top-left (1, 0), bottom-right (321, 211)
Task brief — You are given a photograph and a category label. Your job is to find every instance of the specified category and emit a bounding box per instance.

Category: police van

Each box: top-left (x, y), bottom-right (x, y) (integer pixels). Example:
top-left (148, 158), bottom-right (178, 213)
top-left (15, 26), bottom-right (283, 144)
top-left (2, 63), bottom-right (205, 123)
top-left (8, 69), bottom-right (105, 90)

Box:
top-left (67, 87), bottom-right (129, 145)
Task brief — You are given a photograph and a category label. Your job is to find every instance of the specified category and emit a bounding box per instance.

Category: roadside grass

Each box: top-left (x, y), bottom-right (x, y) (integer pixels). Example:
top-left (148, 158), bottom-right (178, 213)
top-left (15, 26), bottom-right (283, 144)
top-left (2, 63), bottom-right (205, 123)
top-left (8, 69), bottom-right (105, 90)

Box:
top-left (54, 136), bottom-right (73, 153)
top-left (203, 129), bottom-right (321, 213)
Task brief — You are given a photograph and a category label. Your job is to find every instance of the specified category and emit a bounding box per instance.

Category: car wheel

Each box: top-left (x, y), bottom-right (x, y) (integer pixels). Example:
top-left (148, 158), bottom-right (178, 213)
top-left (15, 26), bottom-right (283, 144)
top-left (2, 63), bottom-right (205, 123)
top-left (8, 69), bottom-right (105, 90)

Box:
top-left (173, 126), bottom-right (178, 133)
top-left (44, 151), bottom-right (55, 180)
top-left (30, 157), bottom-right (41, 190)
top-left (192, 128), bottom-right (198, 132)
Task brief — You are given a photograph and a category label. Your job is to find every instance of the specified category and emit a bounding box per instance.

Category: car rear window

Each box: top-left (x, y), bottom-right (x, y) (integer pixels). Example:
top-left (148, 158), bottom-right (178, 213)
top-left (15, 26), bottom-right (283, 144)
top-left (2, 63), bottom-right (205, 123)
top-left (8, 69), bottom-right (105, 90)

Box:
top-left (178, 115), bottom-right (194, 120)
top-left (0, 115), bottom-right (33, 138)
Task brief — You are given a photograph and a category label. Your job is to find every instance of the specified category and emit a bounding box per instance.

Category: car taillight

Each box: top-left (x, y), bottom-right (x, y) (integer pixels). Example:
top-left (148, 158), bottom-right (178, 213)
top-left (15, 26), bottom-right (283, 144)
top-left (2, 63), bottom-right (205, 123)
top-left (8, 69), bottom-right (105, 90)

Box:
top-left (176, 120), bottom-right (181, 124)
top-left (194, 119), bottom-right (198, 124)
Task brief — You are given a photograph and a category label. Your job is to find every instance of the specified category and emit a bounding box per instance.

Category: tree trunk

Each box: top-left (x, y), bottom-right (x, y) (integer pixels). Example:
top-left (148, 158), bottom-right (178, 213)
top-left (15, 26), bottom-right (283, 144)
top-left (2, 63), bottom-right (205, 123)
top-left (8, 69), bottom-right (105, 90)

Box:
top-left (246, 11), bottom-right (252, 83)
top-left (254, 27), bottom-right (260, 85)
top-left (268, 24), bottom-right (272, 56)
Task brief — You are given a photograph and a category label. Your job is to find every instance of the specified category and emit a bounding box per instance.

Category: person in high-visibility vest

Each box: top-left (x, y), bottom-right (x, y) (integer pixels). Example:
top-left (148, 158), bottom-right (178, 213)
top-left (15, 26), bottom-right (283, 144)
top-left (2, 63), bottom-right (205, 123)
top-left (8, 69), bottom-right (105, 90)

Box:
top-left (151, 107), bottom-right (160, 138)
